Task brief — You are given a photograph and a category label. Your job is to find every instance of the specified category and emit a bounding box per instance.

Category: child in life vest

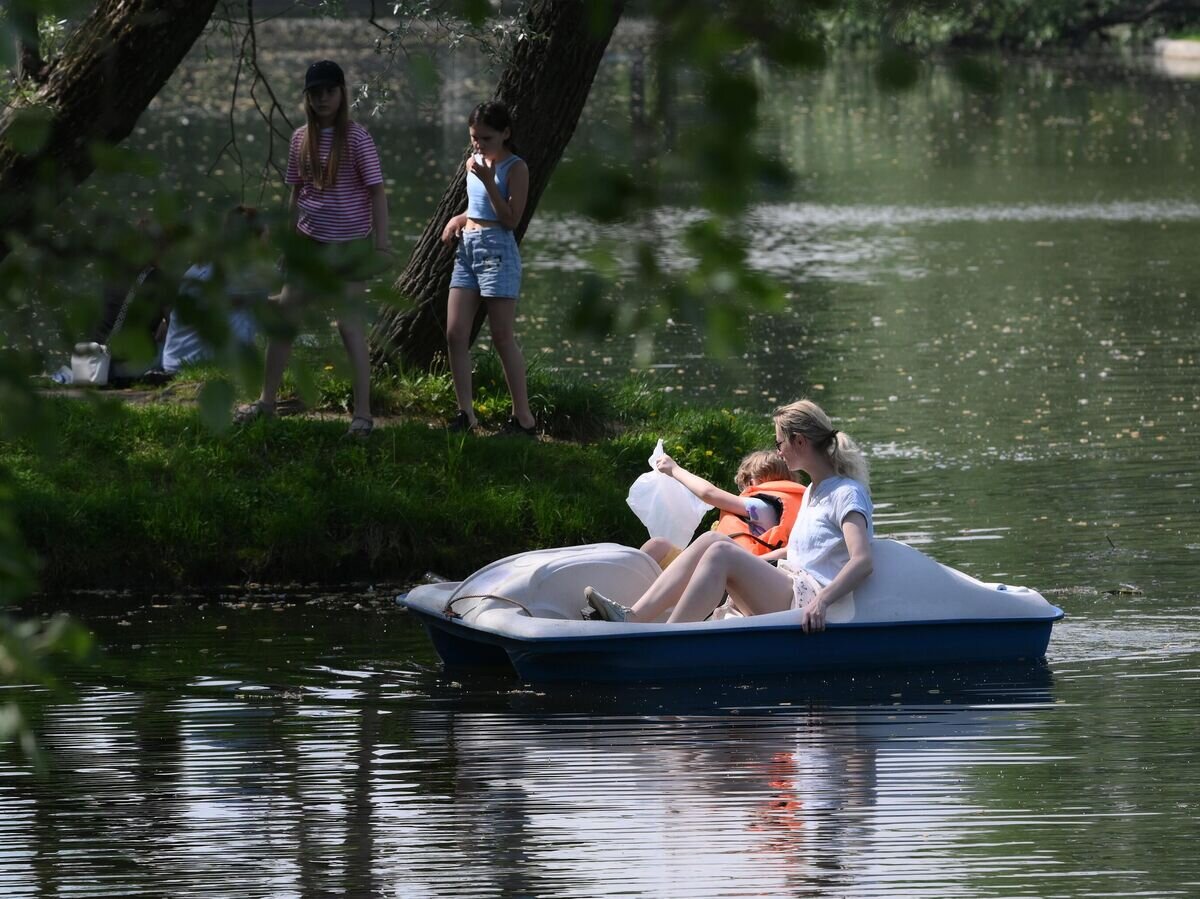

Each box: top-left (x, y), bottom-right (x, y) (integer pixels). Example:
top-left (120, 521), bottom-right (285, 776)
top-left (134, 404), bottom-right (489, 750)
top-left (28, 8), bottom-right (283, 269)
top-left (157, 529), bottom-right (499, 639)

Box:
top-left (642, 450), bottom-right (802, 569)
top-left (588, 399), bottom-right (873, 633)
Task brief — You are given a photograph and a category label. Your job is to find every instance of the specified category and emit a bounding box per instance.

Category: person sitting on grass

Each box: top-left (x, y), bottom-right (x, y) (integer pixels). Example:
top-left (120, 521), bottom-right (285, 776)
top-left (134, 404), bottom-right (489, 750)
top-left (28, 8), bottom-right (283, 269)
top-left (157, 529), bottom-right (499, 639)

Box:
top-left (586, 399), bottom-right (873, 634)
top-left (640, 449), bottom-right (803, 570)
top-left (157, 205), bottom-right (266, 377)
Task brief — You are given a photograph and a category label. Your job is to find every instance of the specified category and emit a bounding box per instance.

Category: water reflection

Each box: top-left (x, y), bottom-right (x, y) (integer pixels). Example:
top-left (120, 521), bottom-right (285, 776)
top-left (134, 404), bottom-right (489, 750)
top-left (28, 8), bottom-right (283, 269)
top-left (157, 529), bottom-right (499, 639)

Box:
top-left (4, 586), bottom-right (1199, 899)
top-left (1, 651), bottom-right (1065, 897)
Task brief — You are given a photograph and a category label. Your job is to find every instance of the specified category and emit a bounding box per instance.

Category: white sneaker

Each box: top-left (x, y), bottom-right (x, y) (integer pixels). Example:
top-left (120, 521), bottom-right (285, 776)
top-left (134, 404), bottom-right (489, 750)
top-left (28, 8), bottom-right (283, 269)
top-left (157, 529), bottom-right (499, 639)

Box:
top-left (585, 586), bottom-right (631, 623)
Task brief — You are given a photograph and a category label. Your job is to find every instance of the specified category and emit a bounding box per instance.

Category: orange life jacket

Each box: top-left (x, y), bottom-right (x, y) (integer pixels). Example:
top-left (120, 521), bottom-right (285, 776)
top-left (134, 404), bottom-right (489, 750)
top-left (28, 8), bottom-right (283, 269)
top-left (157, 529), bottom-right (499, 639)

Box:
top-left (714, 480), bottom-right (806, 556)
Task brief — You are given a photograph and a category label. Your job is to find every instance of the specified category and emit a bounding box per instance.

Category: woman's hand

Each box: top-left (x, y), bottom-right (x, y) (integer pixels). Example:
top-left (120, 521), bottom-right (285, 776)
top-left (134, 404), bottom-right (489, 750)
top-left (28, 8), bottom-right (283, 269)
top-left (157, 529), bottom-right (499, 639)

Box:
top-left (467, 155), bottom-right (495, 185)
top-left (800, 593), bottom-right (829, 633)
top-left (654, 454), bottom-right (679, 478)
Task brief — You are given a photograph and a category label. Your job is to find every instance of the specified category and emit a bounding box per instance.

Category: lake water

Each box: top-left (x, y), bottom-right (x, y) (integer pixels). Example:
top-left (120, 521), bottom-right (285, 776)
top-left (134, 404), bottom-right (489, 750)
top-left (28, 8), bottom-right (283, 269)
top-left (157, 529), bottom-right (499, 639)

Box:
top-left (4, 22), bottom-right (1199, 897)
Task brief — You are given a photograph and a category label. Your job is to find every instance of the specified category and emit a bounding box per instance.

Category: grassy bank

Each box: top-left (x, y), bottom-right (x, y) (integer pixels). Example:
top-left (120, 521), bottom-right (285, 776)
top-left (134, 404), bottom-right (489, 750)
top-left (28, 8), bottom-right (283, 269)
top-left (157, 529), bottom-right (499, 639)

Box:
top-left (5, 365), bottom-right (778, 592)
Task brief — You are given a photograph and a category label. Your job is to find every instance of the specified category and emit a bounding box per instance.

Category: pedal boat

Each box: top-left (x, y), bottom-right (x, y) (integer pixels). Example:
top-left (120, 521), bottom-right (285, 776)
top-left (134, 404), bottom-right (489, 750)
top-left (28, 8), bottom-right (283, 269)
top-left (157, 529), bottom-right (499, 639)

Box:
top-left (397, 540), bottom-right (1064, 683)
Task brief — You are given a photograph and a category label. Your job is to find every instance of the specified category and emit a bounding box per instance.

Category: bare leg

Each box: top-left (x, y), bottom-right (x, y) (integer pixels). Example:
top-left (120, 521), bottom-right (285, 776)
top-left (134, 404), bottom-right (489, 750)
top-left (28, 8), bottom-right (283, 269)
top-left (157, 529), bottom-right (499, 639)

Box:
top-left (446, 287), bottom-right (482, 425)
top-left (484, 297), bottom-right (534, 428)
top-left (668, 541), bottom-right (794, 623)
top-left (627, 531), bottom-right (729, 622)
top-left (334, 285), bottom-right (371, 421)
top-left (640, 537), bottom-right (676, 568)
top-left (259, 281), bottom-right (304, 408)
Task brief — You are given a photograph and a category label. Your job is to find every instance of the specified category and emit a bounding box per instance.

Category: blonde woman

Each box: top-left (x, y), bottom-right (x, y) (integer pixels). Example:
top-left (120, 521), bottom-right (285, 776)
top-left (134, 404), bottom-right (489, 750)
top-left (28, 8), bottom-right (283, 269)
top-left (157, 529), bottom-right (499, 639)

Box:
top-left (587, 400), bottom-right (874, 632)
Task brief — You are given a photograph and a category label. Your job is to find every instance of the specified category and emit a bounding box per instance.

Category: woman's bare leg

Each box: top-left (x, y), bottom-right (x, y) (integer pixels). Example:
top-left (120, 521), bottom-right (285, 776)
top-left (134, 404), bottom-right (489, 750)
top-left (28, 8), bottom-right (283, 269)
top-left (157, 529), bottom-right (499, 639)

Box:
top-left (446, 287), bottom-right (482, 425)
top-left (627, 531), bottom-right (728, 622)
top-left (668, 541), bottom-right (794, 623)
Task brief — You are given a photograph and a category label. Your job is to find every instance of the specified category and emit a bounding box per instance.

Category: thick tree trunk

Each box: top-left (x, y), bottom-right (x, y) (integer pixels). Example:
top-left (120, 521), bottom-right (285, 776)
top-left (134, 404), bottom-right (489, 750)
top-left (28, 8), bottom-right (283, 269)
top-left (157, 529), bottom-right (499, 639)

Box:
top-left (371, 0), bottom-right (625, 370)
top-left (0, 0), bottom-right (218, 258)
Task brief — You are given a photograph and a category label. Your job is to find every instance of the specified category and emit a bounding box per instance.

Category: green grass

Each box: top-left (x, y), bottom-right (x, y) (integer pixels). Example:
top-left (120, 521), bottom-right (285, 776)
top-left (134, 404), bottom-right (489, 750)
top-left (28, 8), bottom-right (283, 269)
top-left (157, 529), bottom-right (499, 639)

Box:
top-left (8, 369), bottom-right (778, 591)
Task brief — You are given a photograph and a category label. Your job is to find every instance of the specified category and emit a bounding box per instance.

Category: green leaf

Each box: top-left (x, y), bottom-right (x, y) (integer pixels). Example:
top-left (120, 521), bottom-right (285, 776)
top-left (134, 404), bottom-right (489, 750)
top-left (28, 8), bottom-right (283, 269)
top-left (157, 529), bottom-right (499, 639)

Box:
top-left (568, 274), bottom-right (613, 335)
top-left (90, 142), bottom-right (160, 177)
top-left (952, 56), bottom-right (1002, 94)
top-left (876, 49), bottom-right (921, 91)
top-left (458, 0), bottom-right (491, 27)
top-left (198, 378), bottom-right (234, 432)
top-left (408, 53), bottom-right (441, 100)
top-left (0, 24), bottom-right (16, 70)
top-left (6, 107), bottom-right (54, 156)
top-left (763, 33), bottom-right (827, 70)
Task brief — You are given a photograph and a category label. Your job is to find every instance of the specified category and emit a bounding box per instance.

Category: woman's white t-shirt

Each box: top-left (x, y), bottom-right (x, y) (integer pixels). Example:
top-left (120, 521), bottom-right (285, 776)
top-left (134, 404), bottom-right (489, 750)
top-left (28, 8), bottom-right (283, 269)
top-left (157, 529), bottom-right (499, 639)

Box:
top-left (785, 476), bottom-right (873, 585)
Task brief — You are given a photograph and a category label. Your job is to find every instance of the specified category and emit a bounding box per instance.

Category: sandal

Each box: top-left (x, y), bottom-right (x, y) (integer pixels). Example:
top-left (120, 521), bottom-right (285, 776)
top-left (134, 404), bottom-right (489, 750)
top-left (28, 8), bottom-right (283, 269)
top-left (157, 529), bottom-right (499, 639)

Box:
top-left (497, 416), bottom-right (537, 438)
top-left (347, 415), bottom-right (374, 438)
top-left (234, 400), bottom-right (275, 424)
top-left (447, 410), bottom-right (476, 434)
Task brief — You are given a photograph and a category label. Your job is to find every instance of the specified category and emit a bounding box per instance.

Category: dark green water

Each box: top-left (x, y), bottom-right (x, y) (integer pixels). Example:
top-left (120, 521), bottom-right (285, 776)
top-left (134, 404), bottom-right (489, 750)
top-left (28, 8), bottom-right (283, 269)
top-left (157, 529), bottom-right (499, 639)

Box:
top-left (4, 24), bottom-right (1199, 897)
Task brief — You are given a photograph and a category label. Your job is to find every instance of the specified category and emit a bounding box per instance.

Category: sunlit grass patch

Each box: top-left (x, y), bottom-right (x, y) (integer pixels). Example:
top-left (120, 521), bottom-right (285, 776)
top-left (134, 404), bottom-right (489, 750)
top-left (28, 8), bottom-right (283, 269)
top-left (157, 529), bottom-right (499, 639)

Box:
top-left (8, 369), bottom-right (780, 591)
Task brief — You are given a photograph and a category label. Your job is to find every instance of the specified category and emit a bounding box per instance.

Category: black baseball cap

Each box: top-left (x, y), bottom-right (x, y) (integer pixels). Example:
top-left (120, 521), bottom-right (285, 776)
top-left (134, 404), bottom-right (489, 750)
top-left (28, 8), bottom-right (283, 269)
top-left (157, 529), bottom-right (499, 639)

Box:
top-left (305, 60), bottom-right (345, 92)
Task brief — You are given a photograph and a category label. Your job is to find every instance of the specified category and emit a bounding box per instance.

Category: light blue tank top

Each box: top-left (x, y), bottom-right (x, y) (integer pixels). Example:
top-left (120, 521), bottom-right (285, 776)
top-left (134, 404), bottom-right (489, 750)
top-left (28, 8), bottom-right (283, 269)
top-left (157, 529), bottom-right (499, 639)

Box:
top-left (465, 154), bottom-right (521, 220)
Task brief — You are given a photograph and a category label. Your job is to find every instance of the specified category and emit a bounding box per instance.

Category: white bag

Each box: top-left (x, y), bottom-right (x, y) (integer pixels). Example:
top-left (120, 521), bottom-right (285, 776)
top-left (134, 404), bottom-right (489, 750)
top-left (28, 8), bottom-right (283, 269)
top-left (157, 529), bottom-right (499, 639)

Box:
top-left (626, 439), bottom-right (712, 548)
top-left (71, 342), bottom-right (111, 386)
top-left (66, 266), bottom-right (150, 388)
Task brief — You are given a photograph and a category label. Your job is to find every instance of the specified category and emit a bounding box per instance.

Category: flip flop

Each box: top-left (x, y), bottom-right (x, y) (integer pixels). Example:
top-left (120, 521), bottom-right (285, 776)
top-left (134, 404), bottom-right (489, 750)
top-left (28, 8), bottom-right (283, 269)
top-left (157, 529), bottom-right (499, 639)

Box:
top-left (347, 415), bottom-right (374, 438)
top-left (234, 400), bottom-right (275, 424)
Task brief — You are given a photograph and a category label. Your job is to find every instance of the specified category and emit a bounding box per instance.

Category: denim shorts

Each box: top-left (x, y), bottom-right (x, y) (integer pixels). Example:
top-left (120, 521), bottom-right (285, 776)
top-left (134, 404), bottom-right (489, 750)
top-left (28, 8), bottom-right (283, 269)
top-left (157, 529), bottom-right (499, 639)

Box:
top-left (450, 227), bottom-right (522, 299)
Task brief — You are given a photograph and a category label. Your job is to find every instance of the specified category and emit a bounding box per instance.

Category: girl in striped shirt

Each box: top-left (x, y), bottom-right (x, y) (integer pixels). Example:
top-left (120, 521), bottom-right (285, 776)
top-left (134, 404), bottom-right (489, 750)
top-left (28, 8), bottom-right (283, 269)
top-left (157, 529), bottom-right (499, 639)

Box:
top-left (237, 59), bottom-right (391, 437)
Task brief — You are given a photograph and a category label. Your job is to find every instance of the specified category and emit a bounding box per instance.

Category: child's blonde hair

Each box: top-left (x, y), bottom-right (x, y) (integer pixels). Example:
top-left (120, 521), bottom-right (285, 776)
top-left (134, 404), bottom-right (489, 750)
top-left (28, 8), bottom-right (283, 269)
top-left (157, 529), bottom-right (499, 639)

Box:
top-left (734, 450), bottom-right (793, 492)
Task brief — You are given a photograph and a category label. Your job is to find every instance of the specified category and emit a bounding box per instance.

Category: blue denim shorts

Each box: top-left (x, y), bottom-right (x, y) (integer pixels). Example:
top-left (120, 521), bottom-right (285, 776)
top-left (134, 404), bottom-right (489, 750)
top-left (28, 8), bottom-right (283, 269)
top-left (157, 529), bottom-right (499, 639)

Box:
top-left (450, 227), bottom-right (522, 299)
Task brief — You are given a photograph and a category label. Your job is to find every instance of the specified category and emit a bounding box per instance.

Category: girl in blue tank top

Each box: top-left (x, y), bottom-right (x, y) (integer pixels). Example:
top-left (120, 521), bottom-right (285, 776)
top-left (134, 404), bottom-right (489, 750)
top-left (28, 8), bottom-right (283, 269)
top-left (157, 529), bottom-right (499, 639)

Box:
top-left (440, 101), bottom-right (536, 437)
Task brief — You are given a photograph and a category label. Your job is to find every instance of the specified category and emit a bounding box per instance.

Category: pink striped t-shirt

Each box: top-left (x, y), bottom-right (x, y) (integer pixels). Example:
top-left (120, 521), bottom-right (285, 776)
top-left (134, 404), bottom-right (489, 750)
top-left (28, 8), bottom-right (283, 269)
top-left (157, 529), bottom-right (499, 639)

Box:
top-left (286, 122), bottom-right (384, 243)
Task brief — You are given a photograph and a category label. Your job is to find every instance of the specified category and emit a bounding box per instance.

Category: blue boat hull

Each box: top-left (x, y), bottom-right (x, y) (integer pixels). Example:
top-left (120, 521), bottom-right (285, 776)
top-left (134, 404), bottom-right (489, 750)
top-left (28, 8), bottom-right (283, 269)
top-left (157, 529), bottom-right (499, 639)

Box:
top-left (413, 609), bottom-right (1059, 683)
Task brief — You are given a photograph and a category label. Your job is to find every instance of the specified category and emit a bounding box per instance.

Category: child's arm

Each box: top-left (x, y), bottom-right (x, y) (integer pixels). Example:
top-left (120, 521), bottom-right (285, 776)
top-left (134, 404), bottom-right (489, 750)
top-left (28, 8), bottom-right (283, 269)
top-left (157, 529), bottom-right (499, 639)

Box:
top-left (655, 454), bottom-right (750, 517)
top-left (440, 211), bottom-right (469, 244)
top-left (369, 184), bottom-right (391, 253)
top-left (288, 184), bottom-right (301, 233)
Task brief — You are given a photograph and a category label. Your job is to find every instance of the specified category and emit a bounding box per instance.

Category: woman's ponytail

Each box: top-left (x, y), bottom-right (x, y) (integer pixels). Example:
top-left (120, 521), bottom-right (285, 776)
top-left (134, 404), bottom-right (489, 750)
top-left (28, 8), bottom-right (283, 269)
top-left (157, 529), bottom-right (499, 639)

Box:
top-left (828, 430), bottom-right (870, 491)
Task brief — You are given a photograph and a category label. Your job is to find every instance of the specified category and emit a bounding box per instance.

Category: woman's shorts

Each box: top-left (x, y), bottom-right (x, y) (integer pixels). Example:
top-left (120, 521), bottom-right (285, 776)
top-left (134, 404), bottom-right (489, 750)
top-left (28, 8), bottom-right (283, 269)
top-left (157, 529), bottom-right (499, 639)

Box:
top-left (777, 561), bottom-right (822, 610)
top-left (658, 544), bottom-right (684, 570)
top-left (450, 227), bottom-right (522, 298)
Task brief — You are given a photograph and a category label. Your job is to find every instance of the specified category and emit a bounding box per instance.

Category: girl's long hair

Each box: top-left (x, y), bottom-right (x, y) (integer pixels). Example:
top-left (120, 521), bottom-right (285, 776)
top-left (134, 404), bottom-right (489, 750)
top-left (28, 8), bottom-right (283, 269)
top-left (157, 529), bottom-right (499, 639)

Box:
top-left (773, 399), bottom-right (870, 492)
top-left (302, 84), bottom-right (349, 189)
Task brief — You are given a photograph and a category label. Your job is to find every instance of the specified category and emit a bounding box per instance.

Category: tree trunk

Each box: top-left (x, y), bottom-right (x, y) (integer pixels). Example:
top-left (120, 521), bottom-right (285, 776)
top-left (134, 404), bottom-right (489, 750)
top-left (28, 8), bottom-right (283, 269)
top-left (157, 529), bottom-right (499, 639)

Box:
top-left (370, 0), bottom-right (625, 370)
top-left (0, 0), bottom-right (218, 258)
